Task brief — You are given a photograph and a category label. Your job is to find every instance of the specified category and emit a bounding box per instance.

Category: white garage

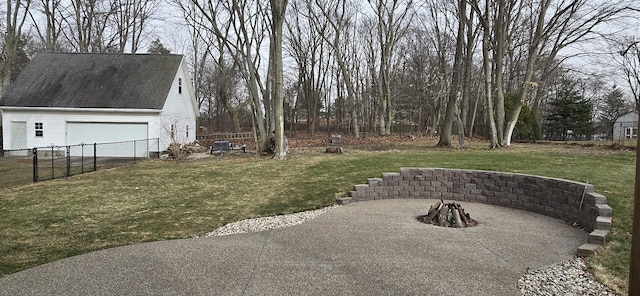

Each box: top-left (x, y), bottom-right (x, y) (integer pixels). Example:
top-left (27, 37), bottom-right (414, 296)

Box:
top-left (0, 53), bottom-right (199, 157)
top-left (66, 122), bottom-right (149, 157)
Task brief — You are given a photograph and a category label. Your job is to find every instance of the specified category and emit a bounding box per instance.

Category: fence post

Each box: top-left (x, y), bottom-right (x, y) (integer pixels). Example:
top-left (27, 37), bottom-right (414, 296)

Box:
top-left (81, 143), bottom-right (84, 174)
top-left (66, 146), bottom-right (71, 177)
top-left (32, 148), bottom-right (38, 182)
top-left (51, 146), bottom-right (54, 180)
top-left (133, 140), bottom-right (137, 164)
top-left (93, 143), bottom-right (97, 172)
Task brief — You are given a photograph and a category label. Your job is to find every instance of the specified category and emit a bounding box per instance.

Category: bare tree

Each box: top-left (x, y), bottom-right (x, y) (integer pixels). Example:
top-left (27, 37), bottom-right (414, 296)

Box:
top-left (112, 0), bottom-right (159, 53)
top-left (176, 0), bottom-right (212, 117)
top-left (311, 0), bottom-right (361, 138)
top-left (183, 0), bottom-right (270, 148)
top-left (506, 0), bottom-right (630, 146)
top-left (2, 0), bottom-right (32, 95)
top-left (286, 0), bottom-right (329, 136)
top-left (397, 27), bottom-right (445, 136)
top-left (180, 0), bottom-right (288, 156)
top-left (422, 2), bottom-right (454, 138)
top-left (471, 0), bottom-right (499, 146)
top-left (65, 0), bottom-right (115, 52)
top-left (467, 0), bottom-right (631, 147)
top-left (212, 47), bottom-right (250, 133)
top-left (269, 0), bottom-right (288, 158)
top-left (367, 0), bottom-right (415, 136)
top-left (28, 0), bottom-right (65, 52)
top-left (618, 39), bottom-right (640, 106)
top-left (437, 0), bottom-right (468, 148)
top-left (360, 17), bottom-right (379, 134)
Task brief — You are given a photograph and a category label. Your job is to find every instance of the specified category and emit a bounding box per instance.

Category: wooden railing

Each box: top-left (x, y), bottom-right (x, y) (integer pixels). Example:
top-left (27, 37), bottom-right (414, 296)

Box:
top-left (196, 132), bottom-right (254, 142)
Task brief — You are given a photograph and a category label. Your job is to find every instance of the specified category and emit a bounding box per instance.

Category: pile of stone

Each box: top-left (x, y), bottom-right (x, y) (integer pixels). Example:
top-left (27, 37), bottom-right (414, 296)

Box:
top-left (204, 205), bottom-right (340, 237)
top-left (518, 257), bottom-right (617, 295)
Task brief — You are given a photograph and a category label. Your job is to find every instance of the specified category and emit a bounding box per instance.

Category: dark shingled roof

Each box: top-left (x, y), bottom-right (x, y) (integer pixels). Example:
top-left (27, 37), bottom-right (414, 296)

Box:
top-left (0, 53), bottom-right (184, 109)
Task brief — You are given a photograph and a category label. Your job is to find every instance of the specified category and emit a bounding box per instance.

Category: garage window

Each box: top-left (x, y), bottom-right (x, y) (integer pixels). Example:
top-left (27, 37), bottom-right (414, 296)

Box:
top-left (626, 127), bottom-right (638, 139)
top-left (178, 78), bottom-right (182, 94)
top-left (35, 122), bottom-right (43, 137)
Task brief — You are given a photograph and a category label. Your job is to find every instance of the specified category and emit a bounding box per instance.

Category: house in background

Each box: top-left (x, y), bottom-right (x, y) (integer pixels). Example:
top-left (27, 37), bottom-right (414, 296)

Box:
top-left (0, 53), bottom-right (198, 156)
top-left (613, 111), bottom-right (638, 142)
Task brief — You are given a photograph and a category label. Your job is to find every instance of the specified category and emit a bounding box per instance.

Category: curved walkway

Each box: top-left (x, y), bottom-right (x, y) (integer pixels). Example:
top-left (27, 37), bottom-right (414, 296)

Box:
top-left (0, 199), bottom-right (587, 296)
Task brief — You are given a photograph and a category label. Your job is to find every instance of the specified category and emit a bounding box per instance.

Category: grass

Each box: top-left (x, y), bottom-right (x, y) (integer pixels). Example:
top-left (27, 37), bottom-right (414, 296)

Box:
top-left (0, 140), bottom-right (635, 294)
top-left (0, 157), bottom-right (35, 189)
top-left (0, 155), bottom-right (141, 190)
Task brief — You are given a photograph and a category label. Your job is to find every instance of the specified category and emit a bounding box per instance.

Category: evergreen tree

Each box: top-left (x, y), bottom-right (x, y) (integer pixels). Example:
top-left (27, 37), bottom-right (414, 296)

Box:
top-left (505, 92), bottom-right (541, 141)
top-left (544, 86), bottom-right (596, 141)
top-left (598, 85), bottom-right (631, 139)
top-left (147, 39), bottom-right (171, 55)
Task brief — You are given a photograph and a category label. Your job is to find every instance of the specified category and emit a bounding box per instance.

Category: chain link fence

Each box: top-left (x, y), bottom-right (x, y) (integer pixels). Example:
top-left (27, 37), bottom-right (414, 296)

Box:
top-left (0, 138), bottom-right (160, 189)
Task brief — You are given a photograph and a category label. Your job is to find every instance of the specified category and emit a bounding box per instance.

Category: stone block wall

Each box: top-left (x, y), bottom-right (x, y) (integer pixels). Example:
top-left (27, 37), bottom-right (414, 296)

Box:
top-left (338, 168), bottom-right (612, 256)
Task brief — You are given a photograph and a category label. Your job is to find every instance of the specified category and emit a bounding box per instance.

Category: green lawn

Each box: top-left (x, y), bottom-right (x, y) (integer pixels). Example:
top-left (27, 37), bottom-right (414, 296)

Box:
top-left (0, 141), bottom-right (634, 294)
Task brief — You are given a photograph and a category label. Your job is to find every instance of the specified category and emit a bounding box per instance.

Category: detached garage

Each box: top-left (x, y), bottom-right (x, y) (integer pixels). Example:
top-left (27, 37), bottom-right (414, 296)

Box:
top-left (0, 53), bottom-right (198, 156)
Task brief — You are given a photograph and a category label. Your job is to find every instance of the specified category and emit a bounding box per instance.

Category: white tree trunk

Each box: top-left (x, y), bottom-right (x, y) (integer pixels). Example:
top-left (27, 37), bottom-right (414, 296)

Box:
top-left (270, 0), bottom-right (288, 159)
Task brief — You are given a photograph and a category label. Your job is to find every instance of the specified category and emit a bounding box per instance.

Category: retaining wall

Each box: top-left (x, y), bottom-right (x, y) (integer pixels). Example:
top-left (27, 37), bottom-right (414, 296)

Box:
top-left (337, 168), bottom-right (612, 256)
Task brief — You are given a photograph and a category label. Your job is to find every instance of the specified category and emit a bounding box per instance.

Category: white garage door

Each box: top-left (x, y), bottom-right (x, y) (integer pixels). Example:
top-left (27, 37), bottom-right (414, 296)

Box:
top-left (66, 122), bottom-right (148, 157)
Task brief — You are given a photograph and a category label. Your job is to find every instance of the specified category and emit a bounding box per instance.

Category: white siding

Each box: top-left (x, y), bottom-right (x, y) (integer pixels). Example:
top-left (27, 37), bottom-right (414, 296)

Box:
top-left (613, 112), bottom-right (638, 141)
top-left (1, 109), bottom-right (160, 150)
top-left (157, 58), bottom-right (198, 150)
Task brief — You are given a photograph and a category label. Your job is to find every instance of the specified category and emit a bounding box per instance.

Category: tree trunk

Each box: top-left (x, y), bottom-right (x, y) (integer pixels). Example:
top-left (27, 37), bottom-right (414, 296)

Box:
top-left (230, 110), bottom-right (241, 133)
top-left (494, 0), bottom-right (506, 147)
top-left (631, 107), bottom-right (640, 296)
top-left (455, 97), bottom-right (465, 149)
top-left (270, 0), bottom-right (288, 159)
top-left (474, 0), bottom-right (499, 147)
top-left (468, 86), bottom-right (480, 138)
top-left (503, 0), bottom-right (549, 147)
top-left (437, 0), bottom-right (466, 147)
top-left (463, 8), bottom-right (476, 139)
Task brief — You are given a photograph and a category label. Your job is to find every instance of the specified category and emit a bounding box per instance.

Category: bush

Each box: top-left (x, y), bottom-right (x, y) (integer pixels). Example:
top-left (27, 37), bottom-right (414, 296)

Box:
top-left (505, 92), bottom-right (541, 141)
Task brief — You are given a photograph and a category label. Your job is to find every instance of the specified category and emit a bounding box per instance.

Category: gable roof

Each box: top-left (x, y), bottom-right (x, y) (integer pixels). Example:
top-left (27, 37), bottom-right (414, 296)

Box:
top-left (615, 111), bottom-right (638, 123)
top-left (0, 53), bottom-right (184, 110)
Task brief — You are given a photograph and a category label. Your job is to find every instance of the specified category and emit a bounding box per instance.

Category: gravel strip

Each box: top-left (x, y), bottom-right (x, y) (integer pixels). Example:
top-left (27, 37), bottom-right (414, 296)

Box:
top-left (518, 257), bottom-right (617, 295)
top-left (204, 205), bottom-right (341, 237)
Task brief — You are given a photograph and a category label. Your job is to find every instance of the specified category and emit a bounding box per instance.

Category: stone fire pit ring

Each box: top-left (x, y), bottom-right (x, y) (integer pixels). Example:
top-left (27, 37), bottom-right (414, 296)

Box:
top-left (336, 168), bottom-right (612, 257)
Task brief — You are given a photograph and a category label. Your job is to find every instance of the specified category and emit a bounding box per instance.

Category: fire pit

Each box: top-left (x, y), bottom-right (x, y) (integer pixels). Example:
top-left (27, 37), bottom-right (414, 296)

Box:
top-left (417, 199), bottom-right (477, 228)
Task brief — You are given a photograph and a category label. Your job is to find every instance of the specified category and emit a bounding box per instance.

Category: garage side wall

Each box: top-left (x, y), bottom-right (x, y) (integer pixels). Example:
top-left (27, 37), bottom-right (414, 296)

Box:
top-left (157, 59), bottom-right (198, 151)
top-left (613, 111), bottom-right (638, 141)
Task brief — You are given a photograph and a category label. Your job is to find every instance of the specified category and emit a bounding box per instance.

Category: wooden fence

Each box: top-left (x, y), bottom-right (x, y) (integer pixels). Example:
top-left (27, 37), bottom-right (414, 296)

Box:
top-left (196, 132), bottom-right (254, 143)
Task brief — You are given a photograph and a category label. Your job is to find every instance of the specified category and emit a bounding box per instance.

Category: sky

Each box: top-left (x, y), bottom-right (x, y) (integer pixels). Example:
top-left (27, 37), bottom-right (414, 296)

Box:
top-left (21, 0), bottom-right (640, 102)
